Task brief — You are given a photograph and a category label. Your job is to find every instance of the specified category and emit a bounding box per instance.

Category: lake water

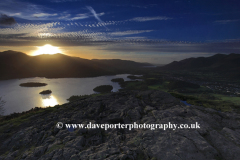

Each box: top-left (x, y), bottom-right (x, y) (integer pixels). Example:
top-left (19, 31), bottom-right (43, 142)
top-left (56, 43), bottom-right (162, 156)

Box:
top-left (180, 101), bottom-right (191, 106)
top-left (0, 74), bottom-right (135, 115)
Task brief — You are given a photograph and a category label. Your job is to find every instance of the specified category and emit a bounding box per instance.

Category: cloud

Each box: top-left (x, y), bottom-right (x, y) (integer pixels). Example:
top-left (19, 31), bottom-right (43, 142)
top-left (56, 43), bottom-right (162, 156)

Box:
top-left (33, 13), bottom-right (58, 18)
top-left (58, 11), bottom-right (104, 21)
top-left (86, 6), bottom-right (108, 29)
top-left (0, 1), bottom-right (105, 22)
top-left (0, 22), bottom-right (62, 36)
top-left (130, 16), bottom-right (172, 22)
top-left (70, 13), bottom-right (89, 20)
top-left (0, 1), bottom-right (62, 21)
top-left (109, 30), bottom-right (153, 36)
top-left (86, 6), bottom-right (103, 22)
top-left (0, 0), bottom-right (43, 20)
top-left (9, 13), bottom-right (21, 16)
top-left (214, 19), bottom-right (239, 24)
top-left (0, 14), bottom-right (16, 25)
top-left (99, 41), bottom-right (240, 55)
top-left (116, 4), bottom-right (158, 9)
top-left (51, 0), bottom-right (81, 2)
top-left (0, 22), bottom-right (240, 57)
top-left (59, 13), bottom-right (71, 19)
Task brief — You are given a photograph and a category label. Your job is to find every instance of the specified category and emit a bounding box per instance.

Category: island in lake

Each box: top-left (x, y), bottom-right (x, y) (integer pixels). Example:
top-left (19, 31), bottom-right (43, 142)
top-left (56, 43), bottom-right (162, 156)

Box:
top-left (127, 75), bottom-right (142, 80)
top-left (39, 90), bottom-right (52, 95)
top-left (20, 82), bottom-right (47, 87)
top-left (111, 78), bottom-right (124, 83)
top-left (93, 85), bottom-right (113, 93)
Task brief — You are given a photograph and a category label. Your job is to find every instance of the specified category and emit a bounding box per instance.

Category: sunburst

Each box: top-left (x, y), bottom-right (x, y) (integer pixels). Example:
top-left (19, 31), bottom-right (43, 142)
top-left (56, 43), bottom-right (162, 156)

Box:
top-left (33, 44), bottom-right (62, 56)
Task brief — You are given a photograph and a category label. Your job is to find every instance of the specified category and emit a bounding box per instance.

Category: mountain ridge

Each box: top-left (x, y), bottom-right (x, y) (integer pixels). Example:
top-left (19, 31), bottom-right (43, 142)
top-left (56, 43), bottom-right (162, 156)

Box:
top-left (0, 50), bottom-right (150, 80)
top-left (158, 53), bottom-right (240, 78)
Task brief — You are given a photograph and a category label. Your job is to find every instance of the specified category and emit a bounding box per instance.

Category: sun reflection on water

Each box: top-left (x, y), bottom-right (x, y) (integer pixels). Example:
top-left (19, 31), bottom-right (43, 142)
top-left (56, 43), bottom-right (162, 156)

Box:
top-left (41, 95), bottom-right (58, 107)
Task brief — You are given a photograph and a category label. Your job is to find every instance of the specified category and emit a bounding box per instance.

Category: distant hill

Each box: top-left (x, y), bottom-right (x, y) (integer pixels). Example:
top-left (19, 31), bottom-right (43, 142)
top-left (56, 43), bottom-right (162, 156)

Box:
top-left (0, 50), bottom-right (149, 80)
top-left (158, 53), bottom-right (240, 78)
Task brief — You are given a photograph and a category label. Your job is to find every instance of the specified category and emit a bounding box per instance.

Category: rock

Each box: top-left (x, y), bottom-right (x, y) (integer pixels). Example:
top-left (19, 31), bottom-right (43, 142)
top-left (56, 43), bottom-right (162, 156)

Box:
top-left (51, 149), bottom-right (64, 160)
top-left (63, 148), bottom-right (79, 159)
top-left (221, 127), bottom-right (240, 145)
top-left (207, 130), bottom-right (240, 160)
top-left (75, 128), bottom-right (88, 135)
top-left (144, 105), bottom-right (155, 113)
top-left (4, 150), bottom-right (19, 160)
top-left (65, 136), bottom-right (85, 150)
top-left (33, 145), bottom-right (48, 157)
top-left (1, 90), bottom-right (240, 160)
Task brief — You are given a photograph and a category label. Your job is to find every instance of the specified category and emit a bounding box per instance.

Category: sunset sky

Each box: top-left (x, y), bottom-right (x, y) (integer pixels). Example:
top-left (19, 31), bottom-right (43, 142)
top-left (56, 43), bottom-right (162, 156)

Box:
top-left (0, 0), bottom-right (239, 64)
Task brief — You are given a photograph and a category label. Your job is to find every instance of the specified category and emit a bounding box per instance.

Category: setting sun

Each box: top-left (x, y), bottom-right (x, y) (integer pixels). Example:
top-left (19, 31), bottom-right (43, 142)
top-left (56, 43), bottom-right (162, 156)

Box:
top-left (33, 44), bottom-right (62, 56)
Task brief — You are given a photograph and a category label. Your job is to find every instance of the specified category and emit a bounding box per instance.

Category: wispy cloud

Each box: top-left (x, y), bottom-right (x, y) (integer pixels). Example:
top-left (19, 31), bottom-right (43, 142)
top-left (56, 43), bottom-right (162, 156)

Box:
top-left (1, 20), bottom-right (240, 60)
top-left (109, 30), bottom-right (153, 36)
top-left (116, 4), bottom-right (158, 9)
top-left (86, 6), bottom-right (108, 29)
top-left (0, 0), bottom-right (96, 22)
top-left (130, 16), bottom-right (172, 22)
top-left (0, 0), bottom-right (44, 20)
top-left (60, 11), bottom-right (104, 21)
top-left (33, 13), bottom-right (58, 18)
top-left (9, 13), bottom-right (21, 16)
top-left (0, 22), bottom-right (62, 36)
top-left (130, 4), bottom-right (157, 9)
top-left (86, 6), bottom-right (103, 22)
top-left (99, 41), bottom-right (240, 56)
top-left (51, 0), bottom-right (81, 3)
top-left (70, 13), bottom-right (89, 20)
top-left (214, 19), bottom-right (239, 24)
top-left (0, 1), bottom-right (77, 21)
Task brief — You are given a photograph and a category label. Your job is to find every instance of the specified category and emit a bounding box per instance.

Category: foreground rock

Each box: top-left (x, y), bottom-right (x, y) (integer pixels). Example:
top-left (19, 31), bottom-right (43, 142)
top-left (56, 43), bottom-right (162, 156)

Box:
top-left (0, 90), bottom-right (240, 160)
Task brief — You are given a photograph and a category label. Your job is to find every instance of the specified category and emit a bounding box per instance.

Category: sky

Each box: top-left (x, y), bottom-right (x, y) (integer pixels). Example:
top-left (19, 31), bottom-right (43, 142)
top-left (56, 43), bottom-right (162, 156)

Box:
top-left (0, 0), bottom-right (240, 64)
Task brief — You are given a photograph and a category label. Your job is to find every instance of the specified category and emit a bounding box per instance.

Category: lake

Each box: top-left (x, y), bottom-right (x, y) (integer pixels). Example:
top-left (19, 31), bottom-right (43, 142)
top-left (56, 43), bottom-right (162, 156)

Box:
top-left (0, 74), bottom-right (135, 115)
top-left (180, 101), bottom-right (192, 106)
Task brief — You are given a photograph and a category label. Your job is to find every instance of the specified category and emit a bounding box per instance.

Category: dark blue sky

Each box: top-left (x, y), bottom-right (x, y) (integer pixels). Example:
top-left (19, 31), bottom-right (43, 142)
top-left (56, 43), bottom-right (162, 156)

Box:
top-left (0, 0), bottom-right (239, 63)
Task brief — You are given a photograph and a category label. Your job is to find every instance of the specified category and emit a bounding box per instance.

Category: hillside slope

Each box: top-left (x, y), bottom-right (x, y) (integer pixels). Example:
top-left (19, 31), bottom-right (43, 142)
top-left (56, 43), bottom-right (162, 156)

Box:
top-left (1, 90), bottom-right (240, 160)
top-left (0, 50), bottom-right (148, 80)
top-left (158, 53), bottom-right (240, 78)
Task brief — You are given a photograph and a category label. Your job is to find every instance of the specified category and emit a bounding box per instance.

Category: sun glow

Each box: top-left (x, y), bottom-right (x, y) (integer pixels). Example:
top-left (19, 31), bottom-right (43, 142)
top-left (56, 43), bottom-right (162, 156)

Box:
top-left (41, 95), bottom-right (59, 107)
top-left (33, 44), bottom-right (63, 56)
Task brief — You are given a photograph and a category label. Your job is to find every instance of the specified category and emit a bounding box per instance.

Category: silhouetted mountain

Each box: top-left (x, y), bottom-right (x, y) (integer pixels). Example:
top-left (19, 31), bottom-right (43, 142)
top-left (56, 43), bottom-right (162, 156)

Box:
top-left (158, 53), bottom-right (240, 78)
top-left (0, 50), bottom-right (148, 80)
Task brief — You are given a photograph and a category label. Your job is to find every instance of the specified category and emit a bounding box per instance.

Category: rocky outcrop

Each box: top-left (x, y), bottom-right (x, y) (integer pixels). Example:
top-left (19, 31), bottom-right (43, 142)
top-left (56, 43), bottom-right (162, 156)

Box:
top-left (0, 90), bottom-right (240, 160)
